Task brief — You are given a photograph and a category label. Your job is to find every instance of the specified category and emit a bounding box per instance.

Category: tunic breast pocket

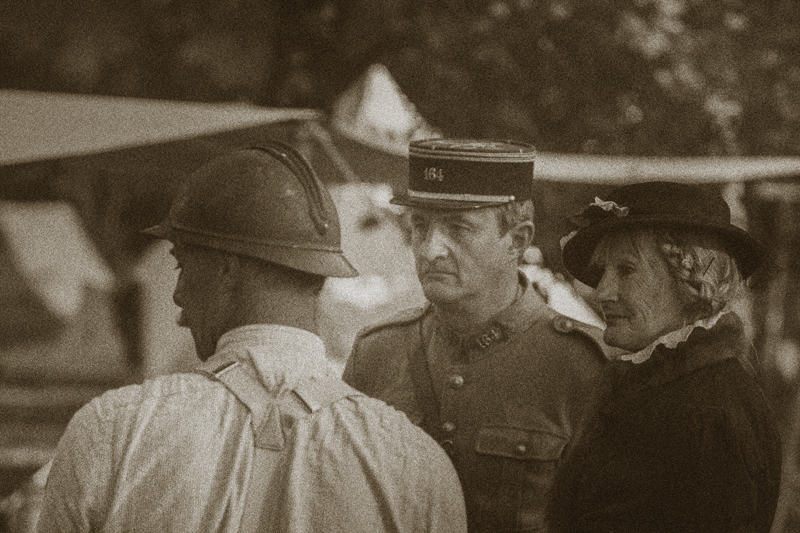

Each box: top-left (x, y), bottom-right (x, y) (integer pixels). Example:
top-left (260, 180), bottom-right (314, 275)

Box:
top-left (474, 426), bottom-right (567, 531)
top-left (475, 426), bottom-right (566, 461)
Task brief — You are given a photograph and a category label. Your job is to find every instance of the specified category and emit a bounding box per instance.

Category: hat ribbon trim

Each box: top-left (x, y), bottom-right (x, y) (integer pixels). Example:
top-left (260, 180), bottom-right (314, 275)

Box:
top-left (409, 190), bottom-right (515, 203)
top-left (590, 197), bottom-right (629, 217)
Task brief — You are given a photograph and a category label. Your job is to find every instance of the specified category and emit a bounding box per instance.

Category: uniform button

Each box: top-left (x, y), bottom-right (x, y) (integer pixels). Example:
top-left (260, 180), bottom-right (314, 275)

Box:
top-left (448, 374), bottom-right (465, 389)
top-left (442, 421), bottom-right (456, 433)
top-left (515, 443), bottom-right (528, 455)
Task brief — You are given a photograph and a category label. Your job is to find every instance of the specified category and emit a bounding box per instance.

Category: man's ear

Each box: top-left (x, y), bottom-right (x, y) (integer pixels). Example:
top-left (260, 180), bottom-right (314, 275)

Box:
top-left (509, 221), bottom-right (535, 259)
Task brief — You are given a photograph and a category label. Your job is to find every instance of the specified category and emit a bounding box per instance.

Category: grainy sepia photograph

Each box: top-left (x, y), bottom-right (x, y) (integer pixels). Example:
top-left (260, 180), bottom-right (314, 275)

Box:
top-left (1, 1), bottom-right (799, 532)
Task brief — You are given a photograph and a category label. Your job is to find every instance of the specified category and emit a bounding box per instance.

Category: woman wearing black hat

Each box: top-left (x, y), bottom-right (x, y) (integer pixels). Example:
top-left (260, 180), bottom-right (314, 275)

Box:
top-left (546, 181), bottom-right (782, 533)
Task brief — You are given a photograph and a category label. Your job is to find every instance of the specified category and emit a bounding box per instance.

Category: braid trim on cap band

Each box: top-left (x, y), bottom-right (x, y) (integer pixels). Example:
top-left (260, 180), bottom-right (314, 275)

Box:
top-left (408, 191), bottom-right (515, 203)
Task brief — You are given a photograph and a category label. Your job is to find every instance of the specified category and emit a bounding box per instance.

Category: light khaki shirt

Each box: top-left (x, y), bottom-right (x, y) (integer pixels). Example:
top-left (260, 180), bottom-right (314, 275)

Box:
top-left (37, 324), bottom-right (466, 533)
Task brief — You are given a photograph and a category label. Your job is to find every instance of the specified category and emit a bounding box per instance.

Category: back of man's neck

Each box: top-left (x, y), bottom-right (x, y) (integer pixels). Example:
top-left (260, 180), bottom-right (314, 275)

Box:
top-left (228, 292), bottom-right (319, 336)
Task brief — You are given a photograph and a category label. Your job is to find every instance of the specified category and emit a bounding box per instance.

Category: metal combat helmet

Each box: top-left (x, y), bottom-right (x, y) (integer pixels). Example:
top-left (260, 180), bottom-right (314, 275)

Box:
top-left (143, 141), bottom-right (358, 278)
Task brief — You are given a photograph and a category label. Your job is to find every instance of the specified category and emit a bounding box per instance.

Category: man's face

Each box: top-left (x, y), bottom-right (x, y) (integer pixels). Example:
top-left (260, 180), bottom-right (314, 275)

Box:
top-left (409, 207), bottom-right (515, 305)
top-left (171, 243), bottom-right (229, 361)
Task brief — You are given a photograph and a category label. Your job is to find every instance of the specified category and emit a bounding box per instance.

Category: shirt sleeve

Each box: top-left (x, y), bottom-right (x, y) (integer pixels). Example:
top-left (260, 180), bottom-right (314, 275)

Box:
top-left (412, 441), bottom-right (468, 533)
top-left (36, 401), bottom-right (112, 533)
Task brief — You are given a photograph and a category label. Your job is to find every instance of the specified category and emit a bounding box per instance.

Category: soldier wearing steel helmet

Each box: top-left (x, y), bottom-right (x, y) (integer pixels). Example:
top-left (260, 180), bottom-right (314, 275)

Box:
top-left (343, 138), bottom-right (609, 533)
top-left (36, 143), bottom-right (467, 533)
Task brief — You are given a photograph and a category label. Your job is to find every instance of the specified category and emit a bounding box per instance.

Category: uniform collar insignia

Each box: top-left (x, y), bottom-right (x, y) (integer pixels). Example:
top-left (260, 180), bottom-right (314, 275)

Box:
top-left (467, 322), bottom-right (508, 351)
top-left (433, 272), bottom-right (550, 353)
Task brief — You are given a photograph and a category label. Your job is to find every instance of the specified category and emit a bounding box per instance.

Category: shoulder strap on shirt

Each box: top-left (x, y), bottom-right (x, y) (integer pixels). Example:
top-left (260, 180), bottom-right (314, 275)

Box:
top-left (196, 359), bottom-right (291, 450)
top-left (294, 375), bottom-right (360, 412)
top-left (195, 356), bottom-right (358, 532)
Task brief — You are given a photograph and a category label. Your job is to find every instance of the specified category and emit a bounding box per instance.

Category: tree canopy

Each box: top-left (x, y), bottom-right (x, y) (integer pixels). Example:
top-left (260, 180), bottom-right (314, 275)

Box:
top-left (1, 0), bottom-right (799, 156)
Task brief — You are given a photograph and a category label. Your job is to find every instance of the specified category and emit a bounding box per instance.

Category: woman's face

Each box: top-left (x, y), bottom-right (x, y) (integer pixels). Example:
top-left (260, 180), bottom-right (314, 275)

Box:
top-left (591, 232), bottom-right (688, 352)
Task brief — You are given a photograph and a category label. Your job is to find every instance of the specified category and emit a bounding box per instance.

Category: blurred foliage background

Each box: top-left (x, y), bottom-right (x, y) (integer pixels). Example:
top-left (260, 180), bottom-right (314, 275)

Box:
top-left (2, 0), bottom-right (800, 156)
top-left (1, 3), bottom-right (800, 530)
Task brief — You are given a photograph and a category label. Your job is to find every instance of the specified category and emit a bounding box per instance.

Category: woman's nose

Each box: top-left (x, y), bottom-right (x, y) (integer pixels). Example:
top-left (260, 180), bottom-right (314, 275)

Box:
top-left (595, 270), bottom-right (617, 303)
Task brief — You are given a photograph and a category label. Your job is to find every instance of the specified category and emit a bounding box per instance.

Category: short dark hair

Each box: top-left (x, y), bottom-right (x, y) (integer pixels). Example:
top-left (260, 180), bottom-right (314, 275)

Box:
top-left (240, 253), bottom-right (327, 294)
top-left (181, 241), bottom-right (327, 294)
top-left (269, 260), bottom-right (327, 294)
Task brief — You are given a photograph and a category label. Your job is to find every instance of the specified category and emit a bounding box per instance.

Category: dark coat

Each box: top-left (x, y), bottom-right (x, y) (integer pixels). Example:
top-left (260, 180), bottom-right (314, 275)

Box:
top-left (343, 279), bottom-right (608, 533)
top-left (546, 312), bottom-right (782, 533)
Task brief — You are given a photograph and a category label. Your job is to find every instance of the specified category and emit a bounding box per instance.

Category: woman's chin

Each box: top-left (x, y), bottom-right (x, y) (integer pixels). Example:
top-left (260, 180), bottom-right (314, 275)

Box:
top-left (603, 328), bottom-right (646, 353)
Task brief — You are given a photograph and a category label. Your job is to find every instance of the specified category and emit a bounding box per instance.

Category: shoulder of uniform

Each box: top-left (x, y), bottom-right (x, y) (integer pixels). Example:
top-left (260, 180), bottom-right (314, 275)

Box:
top-left (547, 312), bottom-right (614, 359)
top-left (354, 305), bottom-right (429, 342)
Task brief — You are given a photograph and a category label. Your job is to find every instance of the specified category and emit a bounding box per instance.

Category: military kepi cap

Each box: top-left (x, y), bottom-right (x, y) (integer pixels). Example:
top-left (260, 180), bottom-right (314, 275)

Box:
top-left (391, 139), bottom-right (536, 209)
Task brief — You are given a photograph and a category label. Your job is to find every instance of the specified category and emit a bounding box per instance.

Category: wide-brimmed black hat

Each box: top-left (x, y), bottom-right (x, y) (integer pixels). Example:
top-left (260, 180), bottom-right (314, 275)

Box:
top-left (561, 181), bottom-right (767, 287)
top-left (391, 138), bottom-right (536, 209)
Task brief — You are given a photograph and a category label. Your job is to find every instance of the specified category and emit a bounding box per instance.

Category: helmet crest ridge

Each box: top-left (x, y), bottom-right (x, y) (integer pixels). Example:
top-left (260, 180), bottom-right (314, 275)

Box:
top-left (251, 142), bottom-right (330, 235)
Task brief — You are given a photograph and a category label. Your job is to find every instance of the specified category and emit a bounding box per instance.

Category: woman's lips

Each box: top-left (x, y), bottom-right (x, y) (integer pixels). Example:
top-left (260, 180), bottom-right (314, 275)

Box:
top-left (602, 311), bottom-right (627, 323)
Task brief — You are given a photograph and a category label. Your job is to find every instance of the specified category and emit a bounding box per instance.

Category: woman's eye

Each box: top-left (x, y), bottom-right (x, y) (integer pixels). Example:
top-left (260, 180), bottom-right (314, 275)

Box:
top-left (618, 264), bottom-right (635, 276)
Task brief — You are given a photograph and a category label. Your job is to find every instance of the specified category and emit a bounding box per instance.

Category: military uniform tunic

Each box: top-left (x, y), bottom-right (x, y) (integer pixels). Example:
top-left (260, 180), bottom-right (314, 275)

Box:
top-left (343, 276), bottom-right (607, 532)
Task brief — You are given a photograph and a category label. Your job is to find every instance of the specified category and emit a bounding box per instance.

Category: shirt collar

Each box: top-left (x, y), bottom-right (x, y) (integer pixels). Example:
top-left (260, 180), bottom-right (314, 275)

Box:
top-left (211, 324), bottom-right (337, 391)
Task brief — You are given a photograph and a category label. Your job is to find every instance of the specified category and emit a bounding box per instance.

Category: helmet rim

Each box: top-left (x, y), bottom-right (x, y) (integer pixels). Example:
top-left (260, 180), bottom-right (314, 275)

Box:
top-left (143, 222), bottom-right (358, 278)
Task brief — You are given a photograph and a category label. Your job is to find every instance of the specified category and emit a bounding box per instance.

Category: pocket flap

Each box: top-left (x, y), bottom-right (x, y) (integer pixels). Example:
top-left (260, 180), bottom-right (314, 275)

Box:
top-left (475, 426), bottom-right (566, 460)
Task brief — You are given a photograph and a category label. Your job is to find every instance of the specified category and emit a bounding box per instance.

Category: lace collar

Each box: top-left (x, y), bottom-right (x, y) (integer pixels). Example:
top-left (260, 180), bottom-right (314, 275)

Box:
top-left (616, 309), bottom-right (728, 364)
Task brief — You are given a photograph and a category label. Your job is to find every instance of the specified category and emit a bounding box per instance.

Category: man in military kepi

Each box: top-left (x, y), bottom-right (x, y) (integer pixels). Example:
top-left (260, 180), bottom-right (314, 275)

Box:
top-left (343, 138), bottom-right (609, 533)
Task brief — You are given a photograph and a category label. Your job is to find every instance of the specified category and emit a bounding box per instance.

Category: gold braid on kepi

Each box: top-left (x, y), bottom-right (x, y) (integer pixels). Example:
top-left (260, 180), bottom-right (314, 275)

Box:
top-left (391, 138), bottom-right (536, 210)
